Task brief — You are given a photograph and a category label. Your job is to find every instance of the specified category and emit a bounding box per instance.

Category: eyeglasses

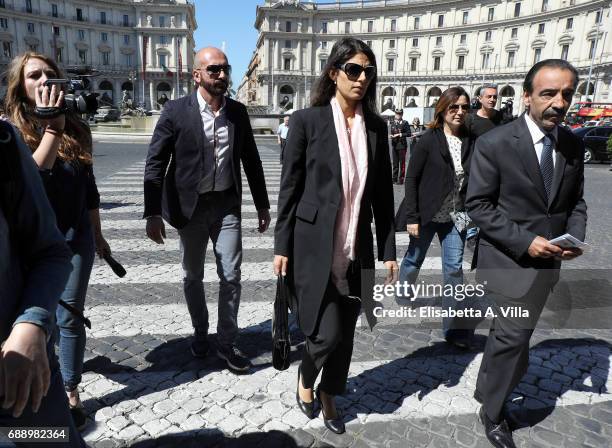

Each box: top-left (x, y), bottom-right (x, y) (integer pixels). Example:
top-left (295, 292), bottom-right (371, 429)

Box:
top-left (448, 104), bottom-right (470, 112)
top-left (200, 64), bottom-right (232, 77)
top-left (336, 62), bottom-right (377, 82)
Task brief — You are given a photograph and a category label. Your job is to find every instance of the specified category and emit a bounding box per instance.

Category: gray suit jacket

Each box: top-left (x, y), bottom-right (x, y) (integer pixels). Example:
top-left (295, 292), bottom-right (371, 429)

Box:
top-left (466, 115), bottom-right (587, 298)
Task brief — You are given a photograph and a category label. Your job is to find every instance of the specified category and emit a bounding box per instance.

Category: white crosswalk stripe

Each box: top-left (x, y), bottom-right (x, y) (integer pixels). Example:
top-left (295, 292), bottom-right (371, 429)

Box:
top-left (90, 257), bottom-right (458, 285)
top-left (104, 234), bottom-right (414, 251)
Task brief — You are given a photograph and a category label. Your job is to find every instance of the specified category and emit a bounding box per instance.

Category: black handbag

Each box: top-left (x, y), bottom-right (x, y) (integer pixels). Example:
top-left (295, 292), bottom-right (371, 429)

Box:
top-left (272, 275), bottom-right (292, 371)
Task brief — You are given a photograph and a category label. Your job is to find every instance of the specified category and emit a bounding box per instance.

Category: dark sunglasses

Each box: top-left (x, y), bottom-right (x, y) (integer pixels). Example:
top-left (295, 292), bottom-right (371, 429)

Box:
top-left (336, 62), bottom-right (377, 81)
top-left (203, 64), bottom-right (232, 76)
top-left (448, 104), bottom-right (470, 112)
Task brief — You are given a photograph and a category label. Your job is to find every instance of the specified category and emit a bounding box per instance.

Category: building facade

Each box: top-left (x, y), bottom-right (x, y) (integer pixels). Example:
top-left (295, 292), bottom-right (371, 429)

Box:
top-left (0, 0), bottom-right (196, 109)
top-left (237, 0), bottom-right (611, 115)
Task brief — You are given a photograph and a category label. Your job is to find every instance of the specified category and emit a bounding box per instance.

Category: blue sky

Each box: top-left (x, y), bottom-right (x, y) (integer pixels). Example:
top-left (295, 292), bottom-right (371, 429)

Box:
top-left (193, 0), bottom-right (262, 87)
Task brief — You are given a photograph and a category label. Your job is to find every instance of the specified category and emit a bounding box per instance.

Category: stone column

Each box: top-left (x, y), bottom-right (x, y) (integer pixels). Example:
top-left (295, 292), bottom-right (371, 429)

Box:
top-left (149, 80), bottom-right (155, 110)
top-left (297, 40), bottom-right (302, 71)
top-left (273, 82), bottom-right (279, 112)
top-left (274, 39), bottom-right (282, 70)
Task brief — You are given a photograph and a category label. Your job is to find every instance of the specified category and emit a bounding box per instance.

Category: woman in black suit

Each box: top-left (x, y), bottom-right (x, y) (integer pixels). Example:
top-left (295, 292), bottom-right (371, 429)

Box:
top-left (273, 38), bottom-right (397, 434)
top-left (396, 87), bottom-right (476, 348)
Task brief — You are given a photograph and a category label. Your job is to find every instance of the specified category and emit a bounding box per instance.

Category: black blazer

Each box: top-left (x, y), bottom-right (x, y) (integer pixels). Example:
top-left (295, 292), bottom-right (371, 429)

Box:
top-left (396, 127), bottom-right (473, 230)
top-left (274, 105), bottom-right (396, 336)
top-left (466, 115), bottom-right (587, 298)
top-left (144, 93), bottom-right (270, 229)
top-left (390, 119), bottom-right (411, 150)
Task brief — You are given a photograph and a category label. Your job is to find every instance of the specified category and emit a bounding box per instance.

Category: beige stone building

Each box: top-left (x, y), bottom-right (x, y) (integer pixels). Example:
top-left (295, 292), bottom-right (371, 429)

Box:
top-left (0, 0), bottom-right (196, 109)
top-left (237, 0), bottom-right (611, 115)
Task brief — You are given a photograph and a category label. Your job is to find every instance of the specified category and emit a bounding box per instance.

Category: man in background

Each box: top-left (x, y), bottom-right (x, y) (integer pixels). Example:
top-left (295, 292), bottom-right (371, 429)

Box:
top-left (390, 109), bottom-right (411, 185)
top-left (277, 115), bottom-right (289, 164)
top-left (465, 84), bottom-right (504, 247)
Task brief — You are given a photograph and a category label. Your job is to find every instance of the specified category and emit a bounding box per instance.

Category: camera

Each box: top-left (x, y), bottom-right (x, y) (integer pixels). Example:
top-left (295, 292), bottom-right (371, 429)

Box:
top-left (34, 78), bottom-right (98, 119)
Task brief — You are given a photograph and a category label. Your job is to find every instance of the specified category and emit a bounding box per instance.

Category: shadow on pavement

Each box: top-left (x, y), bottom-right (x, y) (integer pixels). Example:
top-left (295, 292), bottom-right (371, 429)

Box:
top-left (506, 337), bottom-right (610, 430)
top-left (128, 429), bottom-right (309, 448)
top-left (82, 318), bottom-right (305, 405)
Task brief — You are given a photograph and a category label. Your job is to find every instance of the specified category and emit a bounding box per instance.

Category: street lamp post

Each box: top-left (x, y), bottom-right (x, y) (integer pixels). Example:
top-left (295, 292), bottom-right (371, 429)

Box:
top-left (585, 6), bottom-right (603, 101)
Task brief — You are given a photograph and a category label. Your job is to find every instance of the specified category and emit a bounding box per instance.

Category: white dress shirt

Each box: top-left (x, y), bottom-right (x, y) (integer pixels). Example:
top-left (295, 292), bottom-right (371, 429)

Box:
top-left (524, 112), bottom-right (558, 168)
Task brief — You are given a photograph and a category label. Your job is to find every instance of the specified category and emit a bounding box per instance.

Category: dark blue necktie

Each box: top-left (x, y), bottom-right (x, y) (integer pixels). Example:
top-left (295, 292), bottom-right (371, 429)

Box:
top-left (540, 133), bottom-right (555, 201)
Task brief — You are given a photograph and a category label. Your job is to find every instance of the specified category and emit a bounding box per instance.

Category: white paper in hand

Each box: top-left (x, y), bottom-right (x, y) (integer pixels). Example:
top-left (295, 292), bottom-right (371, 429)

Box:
top-left (548, 233), bottom-right (590, 252)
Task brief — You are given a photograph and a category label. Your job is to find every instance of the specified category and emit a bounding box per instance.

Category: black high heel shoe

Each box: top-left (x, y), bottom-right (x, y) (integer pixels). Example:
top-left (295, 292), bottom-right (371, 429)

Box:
top-left (316, 386), bottom-right (345, 434)
top-left (296, 366), bottom-right (314, 419)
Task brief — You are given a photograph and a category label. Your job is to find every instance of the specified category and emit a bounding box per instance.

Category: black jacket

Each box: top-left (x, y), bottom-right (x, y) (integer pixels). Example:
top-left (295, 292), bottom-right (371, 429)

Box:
top-left (390, 119), bottom-right (411, 150)
top-left (144, 93), bottom-right (270, 229)
top-left (466, 115), bottom-right (587, 298)
top-left (396, 127), bottom-right (473, 230)
top-left (274, 105), bottom-right (396, 336)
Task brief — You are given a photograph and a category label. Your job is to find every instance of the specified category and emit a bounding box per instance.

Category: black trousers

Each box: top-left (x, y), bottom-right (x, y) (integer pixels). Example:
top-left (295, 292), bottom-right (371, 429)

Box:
top-left (280, 139), bottom-right (287, 164)
top-left (300, 279), bottom-right (361, 396)
top-left (391, 144), bottom-right (406, 182)
top-left (476, 274), bottom-right (553, 422)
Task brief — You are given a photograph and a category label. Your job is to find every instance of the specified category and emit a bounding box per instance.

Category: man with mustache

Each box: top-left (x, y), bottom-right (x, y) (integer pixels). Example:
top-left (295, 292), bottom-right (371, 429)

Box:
top-left (144, 47), bottom-right (270, 372)
top-left (466, 59), bottom-right (587, 448)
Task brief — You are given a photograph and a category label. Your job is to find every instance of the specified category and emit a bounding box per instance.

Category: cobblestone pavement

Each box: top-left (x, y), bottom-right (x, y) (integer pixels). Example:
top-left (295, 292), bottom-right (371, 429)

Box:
top-left (77, 139), bottom-right (612, 448)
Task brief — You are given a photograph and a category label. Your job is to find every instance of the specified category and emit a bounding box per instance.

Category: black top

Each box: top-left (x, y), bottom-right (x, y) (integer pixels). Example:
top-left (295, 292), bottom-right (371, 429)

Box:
top-left (40, 158), bottom-right (100, 240)
top-left (395, 128), bottom-right (473, 229)
top-left (389, 119), bottom-right (411, 149)
top-left (464, 110), bottom-right (503, 138)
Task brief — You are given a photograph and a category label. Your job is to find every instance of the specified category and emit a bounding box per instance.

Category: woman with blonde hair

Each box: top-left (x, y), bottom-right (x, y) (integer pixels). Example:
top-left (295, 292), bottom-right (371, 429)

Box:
top-left (4, 52), bottom-right (110, 430)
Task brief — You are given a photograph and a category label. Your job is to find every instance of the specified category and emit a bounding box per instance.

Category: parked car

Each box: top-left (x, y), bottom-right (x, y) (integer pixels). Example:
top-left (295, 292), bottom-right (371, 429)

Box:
top-left (572, 126), bottom-right (612, 163)
top-left (581, 120), bottom-right (600, 128)
top-left (94, 107), bottom-right (121, 123)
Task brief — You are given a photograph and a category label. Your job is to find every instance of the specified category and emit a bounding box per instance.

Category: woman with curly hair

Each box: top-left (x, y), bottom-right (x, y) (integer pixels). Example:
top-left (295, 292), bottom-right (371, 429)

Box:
top-left (4, 52), bottom-right (110, 430)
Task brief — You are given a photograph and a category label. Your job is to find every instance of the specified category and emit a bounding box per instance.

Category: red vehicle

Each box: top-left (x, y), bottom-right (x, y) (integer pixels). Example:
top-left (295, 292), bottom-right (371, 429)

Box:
top-left (566, 102), bottom-right (612, 128)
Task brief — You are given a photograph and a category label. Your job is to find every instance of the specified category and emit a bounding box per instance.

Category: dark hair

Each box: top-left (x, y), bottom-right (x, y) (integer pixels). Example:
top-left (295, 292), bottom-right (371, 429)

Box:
top-left (523, 59), bottom-right (579, 94)
top-left (428, 87), bottom-right (470, 129)
top-left (311, 38), bottom-right (377, 114)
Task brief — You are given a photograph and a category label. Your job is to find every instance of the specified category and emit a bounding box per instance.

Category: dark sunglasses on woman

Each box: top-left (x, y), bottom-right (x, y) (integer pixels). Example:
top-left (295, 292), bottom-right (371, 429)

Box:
top-left (448, 104), bottom-right (470, 112)
top-left (336, 62), bottom-right (377, 82)
top-left (204, 64), bottom-right (232, 76)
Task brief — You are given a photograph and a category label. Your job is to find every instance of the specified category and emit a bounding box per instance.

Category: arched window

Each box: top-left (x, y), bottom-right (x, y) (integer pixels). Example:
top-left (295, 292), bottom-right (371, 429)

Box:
top-left (279, 85), bottom-right (294, 112)
top-left (427, 86), bottom-right (442, 106)
top-left (404, 86), bottom-right (419, 107)
top-left (98, 80), bottom-right (114, 106)
top-left (500, 85), bottom-right (515, 97)
top-left (381, 86), bottom-right (396, 112)
top-left (577, 81), bottom-right (594, 96)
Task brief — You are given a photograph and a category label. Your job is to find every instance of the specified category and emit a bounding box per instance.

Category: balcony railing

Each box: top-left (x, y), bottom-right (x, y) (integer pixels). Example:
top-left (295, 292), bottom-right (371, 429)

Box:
top-left (48, 12), bottom-right (65, 18)
top-left (97, 19), bottom-right (112, 25)
top-left (23, 7), bottom-right (39, 14)
top-left (74, 16), bottom-right (89, 22)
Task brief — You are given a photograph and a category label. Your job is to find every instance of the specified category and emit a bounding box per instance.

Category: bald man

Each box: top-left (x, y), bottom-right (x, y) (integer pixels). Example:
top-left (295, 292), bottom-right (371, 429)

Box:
top-left (144, 47), bottom-right (270, 372)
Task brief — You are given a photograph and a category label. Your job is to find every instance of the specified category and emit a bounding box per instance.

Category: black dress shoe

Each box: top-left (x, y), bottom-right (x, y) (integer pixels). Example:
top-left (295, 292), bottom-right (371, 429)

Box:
top-left (479, 407), bottom-right (517, 448)
top-left (296, 367), bottom-right (314, 419)
top-left (316, 386), bottom-right (345, 434)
